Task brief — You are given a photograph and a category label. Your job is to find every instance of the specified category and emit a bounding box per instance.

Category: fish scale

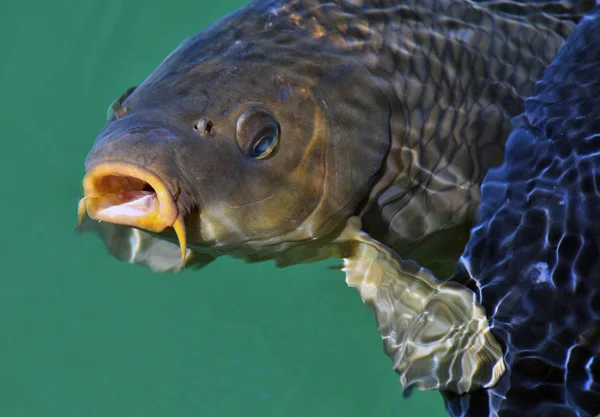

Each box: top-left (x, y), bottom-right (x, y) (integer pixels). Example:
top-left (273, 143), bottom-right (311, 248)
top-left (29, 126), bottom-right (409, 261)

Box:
top-left (79, 1), bottom-right (598, 416)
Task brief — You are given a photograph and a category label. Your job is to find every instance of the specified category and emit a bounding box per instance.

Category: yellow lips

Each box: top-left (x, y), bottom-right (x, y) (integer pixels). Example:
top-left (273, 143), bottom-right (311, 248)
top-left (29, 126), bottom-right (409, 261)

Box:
top-left (77, 162), bottom-right (187, 263)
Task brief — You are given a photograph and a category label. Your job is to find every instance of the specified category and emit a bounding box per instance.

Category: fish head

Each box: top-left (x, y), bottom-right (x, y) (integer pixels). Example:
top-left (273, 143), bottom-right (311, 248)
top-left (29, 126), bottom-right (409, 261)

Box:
top-left (80, 39), bottom-right (391, 265)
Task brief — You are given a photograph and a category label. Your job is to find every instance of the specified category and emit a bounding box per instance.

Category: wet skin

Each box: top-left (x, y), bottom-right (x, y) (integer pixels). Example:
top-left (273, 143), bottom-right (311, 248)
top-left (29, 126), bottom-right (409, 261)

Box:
top-left (79, 0), bottom-right (595, 404)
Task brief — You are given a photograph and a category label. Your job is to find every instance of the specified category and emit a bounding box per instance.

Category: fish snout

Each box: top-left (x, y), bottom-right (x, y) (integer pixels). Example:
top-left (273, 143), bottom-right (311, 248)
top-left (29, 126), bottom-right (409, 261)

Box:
top-left (79, 126), bottom-right (188, 261)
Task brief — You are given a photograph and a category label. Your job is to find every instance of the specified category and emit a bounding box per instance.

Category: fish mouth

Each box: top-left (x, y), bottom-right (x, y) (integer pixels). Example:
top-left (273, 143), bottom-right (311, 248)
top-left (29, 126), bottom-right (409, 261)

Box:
top-left (77, 162), bottom-right (187, 262)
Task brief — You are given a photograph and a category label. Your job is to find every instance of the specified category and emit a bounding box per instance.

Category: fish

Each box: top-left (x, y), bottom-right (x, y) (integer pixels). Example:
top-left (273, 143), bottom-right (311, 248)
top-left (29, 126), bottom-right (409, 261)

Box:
top-left (77, 0), bottom-right (596, 411)
top-left (443, 7), bottom-right (600, 416)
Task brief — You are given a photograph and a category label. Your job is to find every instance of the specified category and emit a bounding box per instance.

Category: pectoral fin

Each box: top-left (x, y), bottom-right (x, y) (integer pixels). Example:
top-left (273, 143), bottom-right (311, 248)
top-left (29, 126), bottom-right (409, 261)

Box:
top-left (336, 218), bottom-right (505, 394)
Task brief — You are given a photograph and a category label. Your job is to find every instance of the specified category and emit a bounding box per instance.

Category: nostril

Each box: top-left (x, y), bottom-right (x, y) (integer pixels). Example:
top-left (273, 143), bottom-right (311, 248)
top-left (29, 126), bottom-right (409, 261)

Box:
top-left (205, 120), bottom-right (214, 134)
top-left (194, 118), bottom-right (214, 136)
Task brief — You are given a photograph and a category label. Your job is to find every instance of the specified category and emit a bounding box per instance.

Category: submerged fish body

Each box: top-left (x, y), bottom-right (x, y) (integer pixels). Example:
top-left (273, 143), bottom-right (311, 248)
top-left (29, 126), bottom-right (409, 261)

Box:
top-left (445, 8), bottom-right (600, 416)
top-left (78, 0), bottom-right (598, 415)
top-left (82, 0), bottom-right (577, 263)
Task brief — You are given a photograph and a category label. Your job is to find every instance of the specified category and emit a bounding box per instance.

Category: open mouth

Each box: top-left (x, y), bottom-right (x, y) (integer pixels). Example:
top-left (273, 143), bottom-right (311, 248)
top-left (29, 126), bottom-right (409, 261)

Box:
top-left (77, 162), bottom-right (187, 262)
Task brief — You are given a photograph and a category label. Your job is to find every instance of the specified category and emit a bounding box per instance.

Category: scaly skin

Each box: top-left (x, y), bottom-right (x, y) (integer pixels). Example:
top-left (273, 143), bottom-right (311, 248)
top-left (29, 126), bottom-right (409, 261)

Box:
top-left (87, 0), bottom-right (586, 261)
top-left (79, 0), bottom-right (596, 413)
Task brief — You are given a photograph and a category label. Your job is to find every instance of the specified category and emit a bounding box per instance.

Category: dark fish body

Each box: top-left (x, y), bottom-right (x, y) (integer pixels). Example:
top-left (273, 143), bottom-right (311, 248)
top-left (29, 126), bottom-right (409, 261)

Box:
top-left (445, 7), bottom-right (600, 416)
top-left (85, 0), bottom-right (580, 267)
top-left (78, 1), bottom-right (599, 416)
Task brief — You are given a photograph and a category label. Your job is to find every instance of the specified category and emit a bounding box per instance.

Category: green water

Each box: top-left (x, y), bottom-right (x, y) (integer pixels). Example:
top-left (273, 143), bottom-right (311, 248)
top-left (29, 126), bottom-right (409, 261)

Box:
top-left (2, 1), bottom-right (447, 416)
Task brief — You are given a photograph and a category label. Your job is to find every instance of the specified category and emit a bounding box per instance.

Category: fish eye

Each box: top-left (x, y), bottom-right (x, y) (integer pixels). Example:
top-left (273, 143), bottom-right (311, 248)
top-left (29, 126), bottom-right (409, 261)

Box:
top-left (106, 86), bottom-right (137, 121)
top-left (236, 108), bottom-right (280, 160)
top-left (251, 129), bottom-right (279, 160)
